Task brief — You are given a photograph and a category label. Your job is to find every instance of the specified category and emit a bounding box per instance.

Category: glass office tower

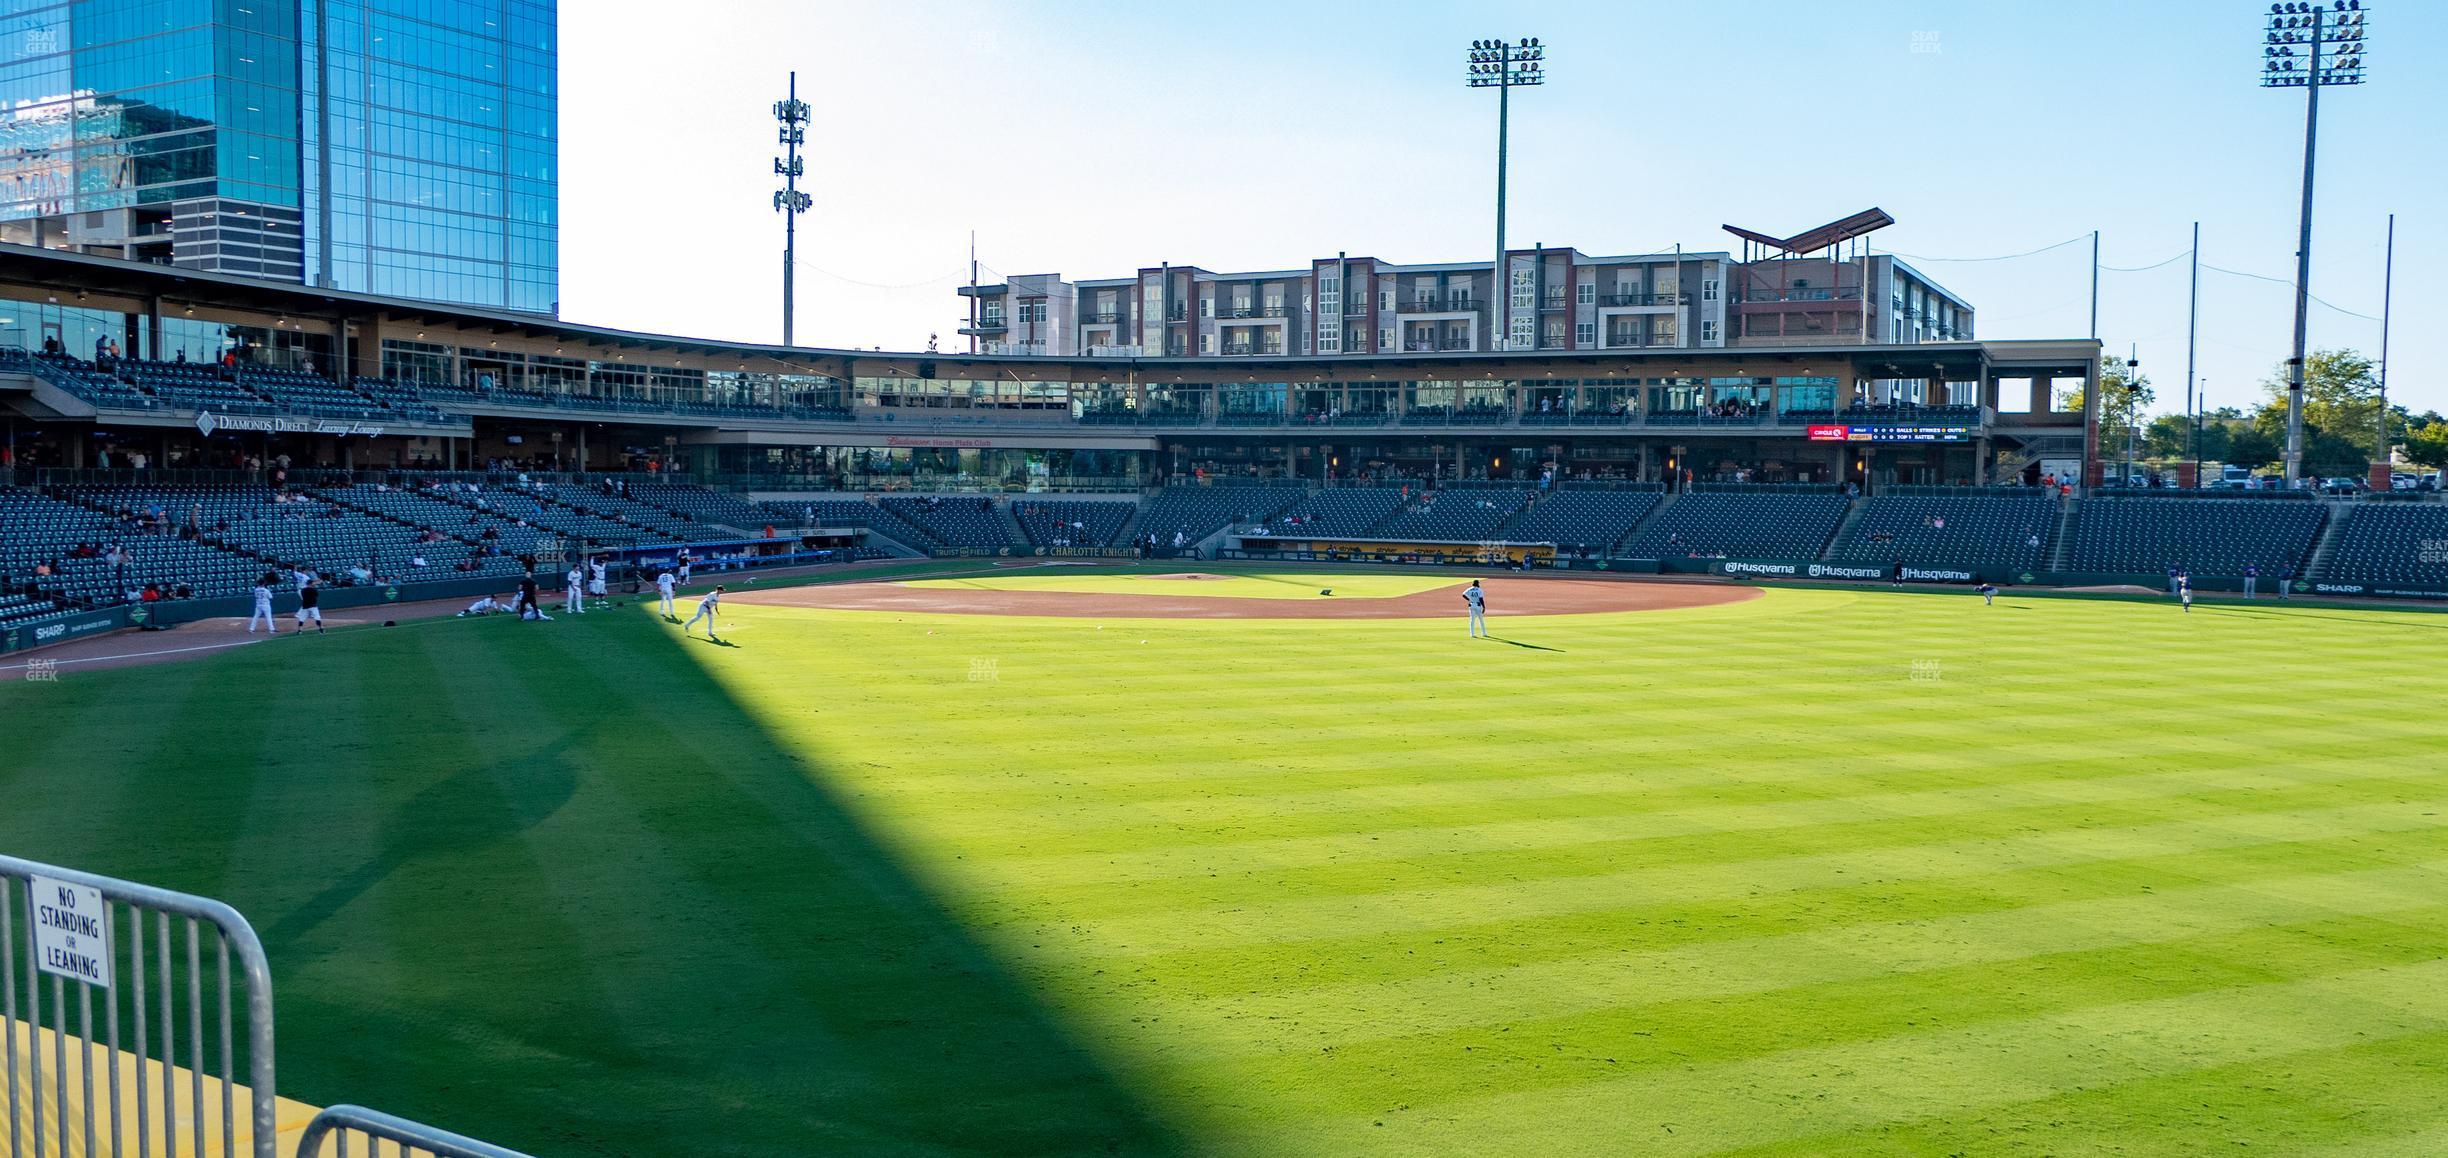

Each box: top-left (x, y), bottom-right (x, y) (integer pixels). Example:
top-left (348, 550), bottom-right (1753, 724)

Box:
top-left (0, 1), bottom-right (556, 314)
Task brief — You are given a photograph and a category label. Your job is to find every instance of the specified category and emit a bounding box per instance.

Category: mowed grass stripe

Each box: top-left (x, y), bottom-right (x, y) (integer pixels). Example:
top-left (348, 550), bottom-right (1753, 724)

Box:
top-left (1126, 908), bottom-right (2448, 1117)
top-left (1047, 861), bottom-right (2448, 1059)
top-left (1720, 1031), bottom-right (2448, 1156)
top-left (983, 796), bottom-right (2448, 927)
top-left (1227, 958), bottom-right (2448, 1158)
top-left (885, 752), bottom-right (2434, 865)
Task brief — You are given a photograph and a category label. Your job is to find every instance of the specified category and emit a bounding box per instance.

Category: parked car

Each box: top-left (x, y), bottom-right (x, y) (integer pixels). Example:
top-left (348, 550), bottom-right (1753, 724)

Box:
top-left (2319, 477), bottom-right (2365, 495)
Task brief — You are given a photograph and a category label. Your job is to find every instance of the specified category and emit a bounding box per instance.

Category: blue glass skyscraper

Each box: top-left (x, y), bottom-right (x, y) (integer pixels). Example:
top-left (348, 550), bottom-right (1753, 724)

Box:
top-left (0, 1), bottom-right (556, 314)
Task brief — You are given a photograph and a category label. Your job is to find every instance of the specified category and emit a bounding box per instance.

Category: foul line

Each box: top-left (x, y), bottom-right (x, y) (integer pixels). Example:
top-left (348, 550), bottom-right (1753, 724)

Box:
top-left (0, 637), bottom-right (270, 672)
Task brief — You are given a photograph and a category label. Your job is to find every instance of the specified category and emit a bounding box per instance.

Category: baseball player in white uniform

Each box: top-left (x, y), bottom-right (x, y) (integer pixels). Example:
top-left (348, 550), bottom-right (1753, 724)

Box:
top-left (460, 594), bottom-right (504, 617)
top-left (683, 584), bottom-right (724, 639)
top-left (656, 569), bottom-right (677, 618)
top-left (1464, 580), bottom-right (1487, 638)
top-left (247, 573), bottom-right (279, 634)
top-left (676, 550), bottom-right (693, 585)
top-left (564, 565), bottom-right (587, 614)
top-left (587, 558), bottom-right (608, 602)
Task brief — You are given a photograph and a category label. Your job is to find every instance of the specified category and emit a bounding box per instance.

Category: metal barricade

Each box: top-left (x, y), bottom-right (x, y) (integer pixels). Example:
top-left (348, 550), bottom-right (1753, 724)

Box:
top-left (2, 853), bottom-right (277, 1157)
top-left (292, 1106), bottom-right (533, 1158)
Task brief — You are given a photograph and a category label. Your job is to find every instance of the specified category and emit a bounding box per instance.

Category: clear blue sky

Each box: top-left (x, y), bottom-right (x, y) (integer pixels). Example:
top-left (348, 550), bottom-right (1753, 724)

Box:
top-left (559, 0), bottom-right (2443, 415)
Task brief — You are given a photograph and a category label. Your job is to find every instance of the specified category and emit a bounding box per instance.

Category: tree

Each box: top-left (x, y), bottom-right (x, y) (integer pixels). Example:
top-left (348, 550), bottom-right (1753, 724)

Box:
top-left (2406, 422), bottom-right (2448, 474)
top-left (2257, 347), bottom-right (2400, 469)
top-left (2225, 426), bottom-right (2282, 472)
top-left (2143, 414), bottom-right (2191, 460)
top-left (2090, 355), bottom-right (2154, 470)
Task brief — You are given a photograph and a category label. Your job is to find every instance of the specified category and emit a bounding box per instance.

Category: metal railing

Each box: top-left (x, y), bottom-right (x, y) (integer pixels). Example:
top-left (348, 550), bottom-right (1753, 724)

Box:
top-left (1395, 298), bottom-right (1482, 314)
top-left (2, 853), bottom-right (277, 1157)
top-left (294, 1105), bottom-right (535, 1158)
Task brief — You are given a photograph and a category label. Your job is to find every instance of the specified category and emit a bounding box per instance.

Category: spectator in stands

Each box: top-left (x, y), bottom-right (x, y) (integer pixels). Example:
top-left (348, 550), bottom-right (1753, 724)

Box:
top-left (41, 335), bottom-right (60, 355)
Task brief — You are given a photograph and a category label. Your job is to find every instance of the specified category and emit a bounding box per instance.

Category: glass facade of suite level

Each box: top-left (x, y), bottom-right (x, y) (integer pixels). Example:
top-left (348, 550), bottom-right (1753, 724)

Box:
top-left (0, 0), bottom-right (556, 313)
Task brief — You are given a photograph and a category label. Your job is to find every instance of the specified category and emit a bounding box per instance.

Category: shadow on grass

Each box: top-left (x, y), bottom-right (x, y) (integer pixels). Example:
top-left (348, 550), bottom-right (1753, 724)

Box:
top-left (1485, 636), bottom-right (1565, 652)
top-left (9, 614), bottom-right (1189, 1157)
top-left (2216, 605), bottom-right (2448, 628)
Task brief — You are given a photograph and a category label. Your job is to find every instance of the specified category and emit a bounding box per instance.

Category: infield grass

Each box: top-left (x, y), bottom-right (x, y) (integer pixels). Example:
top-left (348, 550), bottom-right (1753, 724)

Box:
top-left (4, 579), bottom-right (2447, 1156)
top-left (906, 569), bottom-right (1462, 599)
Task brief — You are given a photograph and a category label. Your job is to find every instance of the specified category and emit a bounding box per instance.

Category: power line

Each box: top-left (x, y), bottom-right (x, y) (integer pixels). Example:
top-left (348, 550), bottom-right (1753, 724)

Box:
top-left (1879, 234), bottom-right (2090, 263)
top-left (2100, 250), bottom-right (2192, 273)
top-left (2199, 261), bottom-right (2382, 322)
top-left (803, 265), bottom-right (969, 291)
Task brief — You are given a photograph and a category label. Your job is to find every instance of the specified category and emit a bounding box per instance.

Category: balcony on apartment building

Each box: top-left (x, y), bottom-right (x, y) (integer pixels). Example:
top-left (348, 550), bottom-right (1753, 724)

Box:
top-left (959, 316), bottom-right (1010, 334)
top-left (1603, 328), bottom-right (1681, 349)
top-left (1737, 286), bottom-right (1861, 303)
top-left (1215, 305), bottom-right (1290, 319)
top-left (1080, 311), bottom-right (1123, 325)
top-left (1599, 292), bottom-right (1686, 307)
top-left (1220, 341), bottom-right (1286, 356)
top-left (1540, 292), bottom-right (1570, 311)
top-left (1395, 296), bottom-right (1483, 314)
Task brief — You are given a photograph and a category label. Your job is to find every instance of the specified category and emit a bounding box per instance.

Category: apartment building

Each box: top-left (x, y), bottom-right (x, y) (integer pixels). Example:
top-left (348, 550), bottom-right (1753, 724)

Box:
top-left (960, 245), bottom-right (1969, 358)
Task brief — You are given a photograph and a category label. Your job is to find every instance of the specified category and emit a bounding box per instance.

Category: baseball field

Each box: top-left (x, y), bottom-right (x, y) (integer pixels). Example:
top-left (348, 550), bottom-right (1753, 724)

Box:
top-left (4, 566), bottom-right (2447, 1155)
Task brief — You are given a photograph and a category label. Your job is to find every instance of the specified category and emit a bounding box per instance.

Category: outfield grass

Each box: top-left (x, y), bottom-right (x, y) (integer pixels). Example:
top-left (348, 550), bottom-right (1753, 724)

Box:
top-left (4, 581), bottom-right (2447, 1155)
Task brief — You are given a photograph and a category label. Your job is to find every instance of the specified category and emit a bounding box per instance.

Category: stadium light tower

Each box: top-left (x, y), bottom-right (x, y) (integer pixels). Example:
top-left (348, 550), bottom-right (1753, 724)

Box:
top-left (1467, 37), bottom-right (1543, 352)
top-left (773, 72), bottom-right (813, 347)
top-left (2260, 1), bottom-right (2370, 487)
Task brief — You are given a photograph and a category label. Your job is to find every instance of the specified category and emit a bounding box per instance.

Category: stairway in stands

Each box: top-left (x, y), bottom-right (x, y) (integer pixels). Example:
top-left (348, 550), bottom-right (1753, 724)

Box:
top-left (1612, 491), bottom-right (1679, 555)
top-left (1817, 496), bottom-right (1869, 561)
top-left (2045, 496), bottom-right (2080, 571)
top-left (996, 502), bottom-right (1032, 547)
top-left (1108, 502), bottom-right (1148, 549)
top-left (2303, 502), bottom-right (2353, 580)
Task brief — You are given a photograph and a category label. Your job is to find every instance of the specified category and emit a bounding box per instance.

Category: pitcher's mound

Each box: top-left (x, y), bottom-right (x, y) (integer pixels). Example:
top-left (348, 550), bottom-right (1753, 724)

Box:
top-left (737, 577), bottom-right (1755, 620)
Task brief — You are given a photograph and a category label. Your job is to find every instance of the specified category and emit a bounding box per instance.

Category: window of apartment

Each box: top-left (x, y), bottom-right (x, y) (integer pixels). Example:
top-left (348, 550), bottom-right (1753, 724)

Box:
top-left (1510, 315), bottom-right (1535, 349)
top-left (1653, 316), bottom-right (1678, 344)
top-left (1201, 332), bottom-right (1215, 354)
top-left (1576, 282), bottom-right (1594, 305)
top-left (1302, 331), bottom-right (1312, 354)
top-left (1575, 321), bottom-right (1595, 346)
top-left (1318, 276), bottom-right (1340, 321)
top-left (1024, 302), bottom-right (1047, 324)
top-left (1702, 279), bottom-right (1719, 302)
top-left (1701, 319), bottom-right (1719, 343)
top-left (1200, 295), bottom-right (1213, 318)
top-left (1510, 267), bottom-right (1535, 311)
top-left (982, 300), bottom-right (1004, 323)
top-left (1346, 325), bottom-right (1366, 351)
top-left (1380, 289), bottom-right (1394, 311)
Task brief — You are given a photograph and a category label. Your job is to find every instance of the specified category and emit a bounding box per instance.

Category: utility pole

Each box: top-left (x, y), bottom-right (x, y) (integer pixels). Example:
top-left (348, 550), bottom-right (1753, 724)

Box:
top-left (2185, 221), bottom-right (2200, 486)
top-left (2260, 1), bottom-right (2371, 487)
top-left (2375, 212), bottom-right (2394, 479)
top-left (773, 72), bottom-right (812, 347)
top-left (1468, 37), bottom-right (1543, 353)
top-left (2088, 230), bottom-right (2099, 340)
